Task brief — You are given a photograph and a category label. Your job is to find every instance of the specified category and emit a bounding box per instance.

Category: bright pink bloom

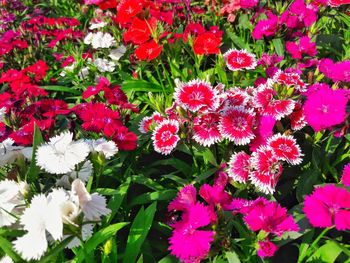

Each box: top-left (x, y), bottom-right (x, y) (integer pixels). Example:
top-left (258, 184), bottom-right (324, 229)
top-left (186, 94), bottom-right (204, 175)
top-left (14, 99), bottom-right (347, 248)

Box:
top-left (174, 79), bottom-right (219, 112)
top-left (250, 115), bottom-right (276, 151)
top-left (280, 0), bottom-right (318, 28)
top-left (169, 203), bottom-right (214, 262)
top-left (252, 13), bottom-right (278, 39)
top-left (257, 239), bottom-right (278, 258)
top-left (267, 134), bottom-right (303, 165)
top-left (341, 163), bottom-right (350, 187)
top-left (286, 36), bottom-right (317, 59)
top-left (168, 185), bottom-right (197, 212)
top-left (303, 184), bottom-right (350, 230)
top-left (303, 85), bottom-right (348, 131)
top-left (319, 58), bottom-right (350, 82)
top-left (244, 199), bottom-right (299, 235)
top-left (224, 49), bottom-right (257, 71)
top-left (249, 146), bottom-right (283, 194)
top-left (193, 113), bottom-right (222, 147)
top-left (219, 106), bottom-right (256, 145)
top-left (227, 151), bottom-right (251, 183)
top-left (241, 0), bottom-right (259, 8)
top-left (152, 119), bottom-right (180, 155)
top-left (199, 183), bottom-right (231, 207)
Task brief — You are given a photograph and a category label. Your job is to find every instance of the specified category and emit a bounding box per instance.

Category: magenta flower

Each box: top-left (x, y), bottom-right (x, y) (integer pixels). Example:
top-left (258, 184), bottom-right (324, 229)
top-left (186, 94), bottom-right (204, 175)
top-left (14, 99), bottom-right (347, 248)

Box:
top-left (257, 239), bottom-right (278, 258)
top-left (303, 184), bottom-right (350, 230)
top-left (168, 185), bottom-right (197, 212)
top-left (319, 58), bottom-right (350, 82)
top-left (243, 199), bottom-right (299, 236)
top-left (341, 163), bottom-right (350, 187)
top-left (169, 203), bottom-right (215, 263)
top-left (286, 36), bottom-right (317, 59)
top-left (252, 13), bottom-right (279, 40)
top-left (303, 84), bottom-right (348, 131)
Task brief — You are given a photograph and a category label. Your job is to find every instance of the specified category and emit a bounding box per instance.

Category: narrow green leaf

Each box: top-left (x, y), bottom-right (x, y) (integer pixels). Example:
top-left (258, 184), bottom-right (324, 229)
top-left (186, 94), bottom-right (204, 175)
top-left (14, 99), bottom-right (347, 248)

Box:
top-left (309, 240), bottom-right (342, 263)
top-left (272, 38), bottom-right (284, 56)
top-left (121, 80), bottom-right (163, 93)
top-left (226, 251), bottom-right (241, 263)
top-left (106, 179), bottom-right (130, 223)
top-left (38, 236), bottom-right (75, 263)
top-left (26, 124), bottom-right (44, 183)
top-left (123, 203), bottom-right (157, 263)
top-left (129, 190), bottom-right (177, 207)
top-left (41, 85), bottom-right (81, 95)
top-left (0, 236), bottom-right (21, 262)
top-left (73, 222), bottom-right (129, 263)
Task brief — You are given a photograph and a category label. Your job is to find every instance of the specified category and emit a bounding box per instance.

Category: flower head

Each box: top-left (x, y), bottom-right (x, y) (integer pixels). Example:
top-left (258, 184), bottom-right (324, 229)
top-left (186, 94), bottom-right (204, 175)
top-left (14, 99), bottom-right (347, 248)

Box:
top-left (174, 79), bottom-right (219, 112)
top-left (341, 163), bottom-right (350, 187)
top-left (193, 113), bottom-right (222, 147)
top-left (227, 151), bottom-right (251, 183)
top-left (36, 131), bottom-right (90, 174)
top-left (224, 49), bottom-right (257, 71)
top-left (257, 239), bottom-right (278, 258)
top-left (267, 134), bottom-right (303, 165)
top-left (303, 184), bottom-right (350, 230)
top-left (219, 106), bottom-right (256, 145)
top-left (152, 119), bottom-right (180, 155)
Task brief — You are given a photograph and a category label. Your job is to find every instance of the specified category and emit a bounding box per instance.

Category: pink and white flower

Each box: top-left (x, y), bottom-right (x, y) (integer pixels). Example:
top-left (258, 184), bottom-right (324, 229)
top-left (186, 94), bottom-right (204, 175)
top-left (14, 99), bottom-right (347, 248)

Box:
top-left (267, 134), bottom-right (303, 165)
top-left (227, 151), bottom-right (251, 183)
top-left (224, 49), bottom-right (257, 71)
top-left (152, 119), bottom-right (180, 155)
top-left (174, 79), bottom-right (219, 112)
top-left (192, 113), bottom-right (222, 147)
top-left (219, 106), bottom-right (256, 145)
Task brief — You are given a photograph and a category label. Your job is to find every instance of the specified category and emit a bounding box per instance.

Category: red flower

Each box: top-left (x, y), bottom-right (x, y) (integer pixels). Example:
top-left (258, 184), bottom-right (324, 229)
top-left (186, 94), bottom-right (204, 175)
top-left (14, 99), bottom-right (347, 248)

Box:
top-left (329, 0), bottom-right (350, 6)
top-left (152, 119), bottom-right (180, 155)
top-left (224, 49), bottom-right (257, 71)
top-left (267, 134), bottom-right (303, 165)
top-left (115, 0), bottom-right (145, 24)
top-left (174, 79), bottom-right (219, 112)
top-left (111, 126), bottom-right (138, 151)
top-left (134, 40), bottom-right (163, 61)
top-left (219, 106), bottom-right (256, 145)
top-left (123, 17), bottom-right (157, 45)
top-left (193, 32), bottom-right (221, 55)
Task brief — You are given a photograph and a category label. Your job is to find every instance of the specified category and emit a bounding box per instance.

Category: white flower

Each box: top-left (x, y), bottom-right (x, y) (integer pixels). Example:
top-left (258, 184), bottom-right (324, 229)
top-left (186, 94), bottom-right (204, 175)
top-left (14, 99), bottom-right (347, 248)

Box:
top-left (0, 179), bottom-right (25, 227)
top-left (109, 45), bottom-right (126, 61)
top-left (57, 161), bottom-right (93, 189)
top-left (89, 21), bottom-right (107, 30)
top-left (66, 223), bottom-right (93, 249)
top-left (94, 58), bottom-right (115, 72)
top-left (71, 179), bottom-right (110, 221)
top-left (59, 62), bottom-right (77, 77)
top-left (78, 67), bottom-right (90, 79)
top-left (83, 32), bottom-right (94, 45)
top-left (0, 138), bottom-right (24, 166)
top-left (36, 131), bottom-right (90, 174)
top-left (13, 194), bottom-right (63, 260)
top-left (0, 256), bottom-right (13, 263)
top-left (0, 107), bottom-right (6, 122)
top-left (87, 138), bottom-right (118, 159)
top-left (85, 32), bottom-right (116, 49)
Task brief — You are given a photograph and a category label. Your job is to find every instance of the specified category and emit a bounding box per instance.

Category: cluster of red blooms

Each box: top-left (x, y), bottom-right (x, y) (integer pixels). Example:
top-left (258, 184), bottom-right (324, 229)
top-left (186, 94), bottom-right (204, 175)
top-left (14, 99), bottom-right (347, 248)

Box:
top-left (20, 16), bottom-right (83, 48)
top-left (167, 170), bottom-right (299, 262)
top-left (0, 63), bottom-right (137, 150)
top-left (74, 77), bottom-right (138, 150)
top-left (0, 60), bottom-right (54, 144)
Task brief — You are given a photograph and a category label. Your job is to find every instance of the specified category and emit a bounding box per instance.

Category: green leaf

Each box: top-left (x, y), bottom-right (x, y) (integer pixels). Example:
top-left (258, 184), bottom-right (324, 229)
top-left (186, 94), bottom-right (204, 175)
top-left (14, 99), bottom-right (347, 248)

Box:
top-left (0, 236), bottom-right (21, 262)
top-left (73, 222), bottom-right (129, 263)
top-left (26, 124), bottom-right (44, 183)
top-left (105, 179), bottom-right (130, 223)
top-left (41, 85), bottom-right (81, 95)
top-left (296, 170), bottom-right (320, 202)
top-left (226, 251), bottom-right (241, 263)
top-left (123, 203), bottom-right (157, 263)
top-left (272, 38), bottom-right (284, 56)
top-left (158, 255), bottom-right (178, 263)
top-left (309, 240), bottom-right (342, 263)
top-left (129, 190), bottom-right (177, 207)
top-left (132, 174), bottom-right (164, 191)
top-left (121, 80), bottom-right (163, 93)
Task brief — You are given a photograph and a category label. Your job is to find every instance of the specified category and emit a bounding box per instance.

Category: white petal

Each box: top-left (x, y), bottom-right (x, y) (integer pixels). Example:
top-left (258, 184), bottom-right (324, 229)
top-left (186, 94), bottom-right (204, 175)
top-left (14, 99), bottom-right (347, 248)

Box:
top-left (13, 231), bottom-right (47, 261)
